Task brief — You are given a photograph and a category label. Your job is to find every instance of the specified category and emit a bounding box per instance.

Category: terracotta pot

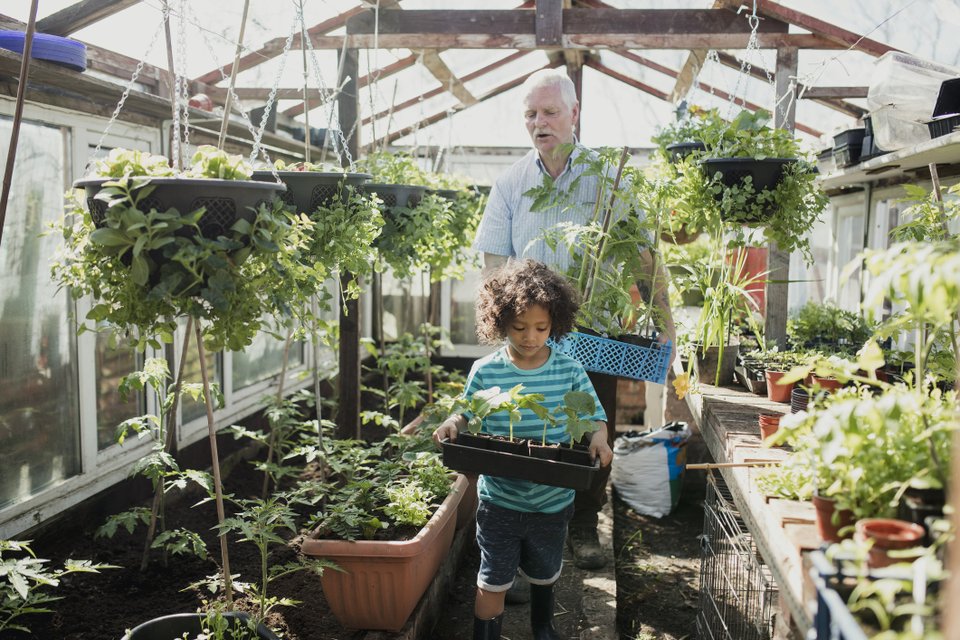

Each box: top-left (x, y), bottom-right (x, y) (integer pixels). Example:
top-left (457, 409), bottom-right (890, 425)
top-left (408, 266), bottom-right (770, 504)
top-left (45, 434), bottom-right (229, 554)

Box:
top-left (810, 375), bottom-right (843, 393)
top-left (812, 494), bottom-right (855, 543)
top-left (757, 413), bottom-right (782, 441)
top-left (300, 474), bottom-right (468, 631)
top-left (855, 518), bottom-right (925, 568)
top-left (765, 370), bottom-right (794, 403)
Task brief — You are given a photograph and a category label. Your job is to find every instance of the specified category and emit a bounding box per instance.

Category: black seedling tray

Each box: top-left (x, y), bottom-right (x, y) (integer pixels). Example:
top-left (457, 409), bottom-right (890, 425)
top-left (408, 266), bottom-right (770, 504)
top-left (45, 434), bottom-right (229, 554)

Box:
top-left (441, 437), bottom-right (598, 491)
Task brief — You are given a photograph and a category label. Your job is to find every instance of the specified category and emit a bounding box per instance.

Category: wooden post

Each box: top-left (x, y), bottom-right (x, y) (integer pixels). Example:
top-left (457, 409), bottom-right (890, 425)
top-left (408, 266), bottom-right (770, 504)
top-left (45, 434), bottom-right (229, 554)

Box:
top-left (765, 46), bottom-right (797, 349)
top-left (337, 47), bottom-right (362, 440)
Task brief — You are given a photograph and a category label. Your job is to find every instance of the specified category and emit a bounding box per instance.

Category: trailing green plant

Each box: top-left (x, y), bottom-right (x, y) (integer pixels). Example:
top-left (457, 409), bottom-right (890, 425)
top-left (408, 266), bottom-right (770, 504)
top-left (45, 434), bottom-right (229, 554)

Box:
top-left (51, 169), bottom-right (316, 352)
top-left (354, 151), bottom-right (430, 185)
top-left (0, 540), bottom-right (116, 634)
top-left (651, 105), bottom-right (725, 153)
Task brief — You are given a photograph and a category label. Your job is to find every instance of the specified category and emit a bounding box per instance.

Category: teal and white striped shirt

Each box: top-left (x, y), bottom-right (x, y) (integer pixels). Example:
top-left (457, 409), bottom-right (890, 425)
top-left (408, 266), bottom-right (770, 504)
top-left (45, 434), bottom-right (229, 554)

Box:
top-left (474, 144), bottom-right (646, 273)
top-left (464, 346), bottom-right (607, 514)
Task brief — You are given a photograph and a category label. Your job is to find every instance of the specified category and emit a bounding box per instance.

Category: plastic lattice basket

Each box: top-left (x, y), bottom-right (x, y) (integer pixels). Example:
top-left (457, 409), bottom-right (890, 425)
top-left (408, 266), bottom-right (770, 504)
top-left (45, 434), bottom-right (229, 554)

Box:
top-left (548, 332), bottom-right (671, 384)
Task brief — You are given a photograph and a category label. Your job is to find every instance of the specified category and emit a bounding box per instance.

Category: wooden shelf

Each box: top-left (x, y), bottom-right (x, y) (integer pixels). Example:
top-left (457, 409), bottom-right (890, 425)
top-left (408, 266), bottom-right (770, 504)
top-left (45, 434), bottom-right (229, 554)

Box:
top-left (680, 360), bottom-right (817, 636)
top-left (819, 129), bottom-right (960, 190)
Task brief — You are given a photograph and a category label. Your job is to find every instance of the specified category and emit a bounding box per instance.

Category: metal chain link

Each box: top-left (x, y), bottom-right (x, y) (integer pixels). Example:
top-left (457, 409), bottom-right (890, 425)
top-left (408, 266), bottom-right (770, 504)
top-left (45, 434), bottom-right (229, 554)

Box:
top-left (248, 9), bottom-right (299, 166)
top-left (304, 14), bottom-right (350, 166)
top-left (88, 20), bottom-right (166, 171)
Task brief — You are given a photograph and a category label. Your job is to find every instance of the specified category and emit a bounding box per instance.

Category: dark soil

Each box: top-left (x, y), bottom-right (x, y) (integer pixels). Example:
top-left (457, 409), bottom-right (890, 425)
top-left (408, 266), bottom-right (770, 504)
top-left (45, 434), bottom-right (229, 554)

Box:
top-left (2, 406), bottom-right (711, 640)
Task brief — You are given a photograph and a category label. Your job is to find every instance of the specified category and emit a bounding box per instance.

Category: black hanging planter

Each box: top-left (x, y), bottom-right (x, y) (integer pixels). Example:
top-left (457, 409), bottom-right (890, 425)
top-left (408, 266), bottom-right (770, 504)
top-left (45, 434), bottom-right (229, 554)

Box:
top-left (251, 170), bottom-right (370, 213)
top-left (123, 612), bottom-right (280, 640)
top-left (75, 177), bottom-right (286, 239)
top-left (665, 141), bottom-right (706, 163)
top-left (426, 187), bottom-right (460, 200)
top-left (361, 183), bottom-right (426, 215)
top-left (699, 157), bottom-right (797, 223)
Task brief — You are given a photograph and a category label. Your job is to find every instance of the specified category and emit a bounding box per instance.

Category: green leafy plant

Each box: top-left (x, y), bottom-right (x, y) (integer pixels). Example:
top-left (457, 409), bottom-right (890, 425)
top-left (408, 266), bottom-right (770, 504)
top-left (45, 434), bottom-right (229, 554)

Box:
top-left (889, 182), bottom-right (960, 243)
top-left (354, 151), bottom-right (430, 185)
top-left (186, 145), bottom-right (253, 180)
top-left (787, 301), bottom-right (874, 351)
top-left (0, 540), bottom-right (116, 634)
top-left (555, 390), bottom-right (600, 446)
top-left (92, 147), bottom-right (174, 178)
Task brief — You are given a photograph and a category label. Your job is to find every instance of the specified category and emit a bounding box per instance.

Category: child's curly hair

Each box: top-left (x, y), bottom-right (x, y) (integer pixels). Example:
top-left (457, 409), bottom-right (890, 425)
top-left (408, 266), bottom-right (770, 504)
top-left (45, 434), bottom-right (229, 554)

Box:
top-left (475, 259), bottom-right (579, 345)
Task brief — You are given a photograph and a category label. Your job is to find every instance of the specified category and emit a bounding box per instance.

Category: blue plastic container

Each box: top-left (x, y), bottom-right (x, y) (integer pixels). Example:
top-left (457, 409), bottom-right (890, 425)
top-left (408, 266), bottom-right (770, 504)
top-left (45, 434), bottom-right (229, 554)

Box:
top-left (548, 332), bottom-right (671, 384)
top-left (0, 31), bottom-right (87, 72)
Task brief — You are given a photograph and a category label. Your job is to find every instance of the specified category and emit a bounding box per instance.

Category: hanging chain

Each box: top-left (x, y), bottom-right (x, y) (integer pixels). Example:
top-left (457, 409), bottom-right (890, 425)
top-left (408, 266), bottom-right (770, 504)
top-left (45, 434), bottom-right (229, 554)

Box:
top-left (89, 20), bottom-right (166, 171)
top-left (248, 9), bottom-right (299, 166)
top-left (304, 13), bottom-right (351, 166)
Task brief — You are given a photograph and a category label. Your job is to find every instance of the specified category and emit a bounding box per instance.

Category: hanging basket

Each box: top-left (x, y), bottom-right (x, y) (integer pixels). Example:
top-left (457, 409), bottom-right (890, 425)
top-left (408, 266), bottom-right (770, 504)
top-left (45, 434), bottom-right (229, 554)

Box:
top-left (75, 177), bottom-right (285, 239)
top-left (699, 157), bottom-right (797, 223)
top-left (361, 183), bottom-right (426, 216)
top-left (426, 188), bottom-right (460, 200)
top-left (251, 170), bottom-right (370, 213)
top-left (665, 141), bottom-right (705, 163)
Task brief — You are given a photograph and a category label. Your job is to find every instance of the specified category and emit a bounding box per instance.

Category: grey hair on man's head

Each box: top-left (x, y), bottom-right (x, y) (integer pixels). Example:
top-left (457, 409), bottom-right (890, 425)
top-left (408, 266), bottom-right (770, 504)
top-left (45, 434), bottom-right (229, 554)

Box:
top-left (521, 68), bottom-right (578, 110)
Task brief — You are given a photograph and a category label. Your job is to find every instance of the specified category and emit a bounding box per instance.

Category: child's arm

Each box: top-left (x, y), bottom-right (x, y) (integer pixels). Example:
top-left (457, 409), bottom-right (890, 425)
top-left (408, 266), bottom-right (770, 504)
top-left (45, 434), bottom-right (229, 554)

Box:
top-left (588, 421), bottom-right (614, 467)
top-left (432, 414), bottom-right (467, 448)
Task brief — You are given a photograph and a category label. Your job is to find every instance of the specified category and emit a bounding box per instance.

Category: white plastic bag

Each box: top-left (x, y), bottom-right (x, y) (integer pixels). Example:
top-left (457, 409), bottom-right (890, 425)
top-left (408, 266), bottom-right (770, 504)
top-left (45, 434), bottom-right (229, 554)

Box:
top-left (611, 422), bottom-right (690, 518)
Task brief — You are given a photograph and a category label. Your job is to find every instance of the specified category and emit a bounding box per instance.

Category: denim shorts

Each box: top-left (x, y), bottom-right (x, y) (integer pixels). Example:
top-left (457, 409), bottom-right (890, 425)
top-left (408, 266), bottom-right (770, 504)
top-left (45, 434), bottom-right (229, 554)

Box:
top-left (475, 499), bottom-right (574, 591)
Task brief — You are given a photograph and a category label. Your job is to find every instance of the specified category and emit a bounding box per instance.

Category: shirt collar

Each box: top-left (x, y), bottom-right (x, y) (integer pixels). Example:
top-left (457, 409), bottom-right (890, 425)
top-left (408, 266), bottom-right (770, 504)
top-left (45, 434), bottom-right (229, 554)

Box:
top-left (534, 141), bottom-right (585, 179)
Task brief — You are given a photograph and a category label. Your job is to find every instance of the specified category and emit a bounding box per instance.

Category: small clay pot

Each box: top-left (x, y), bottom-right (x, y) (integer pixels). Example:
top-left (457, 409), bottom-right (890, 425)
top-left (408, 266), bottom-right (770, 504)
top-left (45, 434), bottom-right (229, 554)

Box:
top-left (765, 370), bottom-right (794, 403)
top-left (812, 494), bottom-right (854, 543)
top-left (810, 375), bottom-right (843, 393)
top-left (855, 518), bottom-right (925, 568)
top-left (758, 413), bottom-right (782, 441)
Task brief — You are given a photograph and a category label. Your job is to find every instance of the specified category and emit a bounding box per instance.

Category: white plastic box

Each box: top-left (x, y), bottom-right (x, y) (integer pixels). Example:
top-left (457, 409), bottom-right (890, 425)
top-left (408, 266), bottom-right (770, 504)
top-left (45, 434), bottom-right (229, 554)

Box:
top-left (866, 52), bottom-right (960, 151)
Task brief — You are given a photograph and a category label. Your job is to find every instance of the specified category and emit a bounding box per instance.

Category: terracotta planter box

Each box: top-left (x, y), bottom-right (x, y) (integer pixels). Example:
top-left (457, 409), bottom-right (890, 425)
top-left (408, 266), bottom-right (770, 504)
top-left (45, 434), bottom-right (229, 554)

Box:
top-left (442, 435), bottom-right (598, 491)
top-left (300, 474), bottom-right (468, 632)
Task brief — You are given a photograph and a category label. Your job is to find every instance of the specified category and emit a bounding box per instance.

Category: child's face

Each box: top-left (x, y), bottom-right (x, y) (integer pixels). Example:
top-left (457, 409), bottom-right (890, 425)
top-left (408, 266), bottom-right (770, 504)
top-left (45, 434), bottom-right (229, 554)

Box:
top-left (505, 303), bottom-right (552, 367)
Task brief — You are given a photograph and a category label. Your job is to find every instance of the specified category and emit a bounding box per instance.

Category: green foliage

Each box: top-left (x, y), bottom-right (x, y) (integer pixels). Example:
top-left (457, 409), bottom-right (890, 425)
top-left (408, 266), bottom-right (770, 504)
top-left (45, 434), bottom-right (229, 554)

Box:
top-left (529, 146), bottom-right (667, 336)
top-left (92, 147), bottom-right (174, 178)
top-left (0, 540), bottom-right (116, 634)
top-left (186, 145), bottom-right (253, 180)
top-left (769, 385), bottom-right (957, 519)
top-left (272, 159), bottom-right (342, 172)
top-left (889, 182), bottom-right (960, 242)
top-left (355, 151), bottom-right (430, 185)
top-left (555, 390), bottom-right (600, 446)
top-left (52, 175), bottom-right (317, 352)
top-left (787, 301), bottom-right (874, 350)
top-left (651, 104), bottom-right (725, 152)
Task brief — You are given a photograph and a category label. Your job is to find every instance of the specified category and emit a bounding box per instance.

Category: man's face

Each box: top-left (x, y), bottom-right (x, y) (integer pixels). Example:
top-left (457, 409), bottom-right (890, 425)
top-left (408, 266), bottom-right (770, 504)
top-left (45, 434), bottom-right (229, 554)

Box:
top-left (523, 84), bottom-right (579, 158)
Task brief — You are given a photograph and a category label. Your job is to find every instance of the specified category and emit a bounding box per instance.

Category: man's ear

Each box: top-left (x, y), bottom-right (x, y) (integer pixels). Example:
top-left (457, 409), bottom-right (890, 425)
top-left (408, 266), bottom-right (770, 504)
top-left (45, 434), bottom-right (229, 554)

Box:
top-left (572, 102), bottom-right (580, 125)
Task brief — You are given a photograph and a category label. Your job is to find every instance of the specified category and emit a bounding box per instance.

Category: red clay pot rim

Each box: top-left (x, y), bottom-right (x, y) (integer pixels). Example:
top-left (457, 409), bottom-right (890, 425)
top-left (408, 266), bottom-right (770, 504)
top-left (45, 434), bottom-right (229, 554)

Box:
top-left (855, 518), bottom-right (925, 542)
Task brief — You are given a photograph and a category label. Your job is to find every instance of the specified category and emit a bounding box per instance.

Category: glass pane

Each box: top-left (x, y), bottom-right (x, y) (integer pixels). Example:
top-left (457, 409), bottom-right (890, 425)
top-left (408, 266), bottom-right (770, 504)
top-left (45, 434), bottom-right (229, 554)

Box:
top-left (450, 269), bottom-right (482, 345)
top-left (179, 322), bottom-right (222, 424)
top-left (233, 330), bottom-right (304, 391)
top-left (381, 269), bottom-right (429, 340)
top-left (95, 331), bottom-right (142, 450)
top-left (0, 117), bottom-right (80, 509)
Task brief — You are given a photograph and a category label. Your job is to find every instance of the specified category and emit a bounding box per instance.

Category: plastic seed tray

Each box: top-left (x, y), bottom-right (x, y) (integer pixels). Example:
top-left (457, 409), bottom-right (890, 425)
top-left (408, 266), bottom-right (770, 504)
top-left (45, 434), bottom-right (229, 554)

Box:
top-left (441, 436), bottom-right (598, 491)
top-left (548, 332), bottom-right (671, 384)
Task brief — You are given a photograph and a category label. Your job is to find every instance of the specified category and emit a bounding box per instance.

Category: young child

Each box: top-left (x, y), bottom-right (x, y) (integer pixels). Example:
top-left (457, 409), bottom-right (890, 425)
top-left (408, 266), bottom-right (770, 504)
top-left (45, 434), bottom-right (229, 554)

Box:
top-left (432, 259), bottom-right (613, 640)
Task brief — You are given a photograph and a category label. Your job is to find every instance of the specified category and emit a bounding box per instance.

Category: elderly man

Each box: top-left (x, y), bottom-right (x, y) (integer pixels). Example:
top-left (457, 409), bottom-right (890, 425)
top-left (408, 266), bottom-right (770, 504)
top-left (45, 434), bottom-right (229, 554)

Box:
top-left (473, 68), bottom-right (676, 574)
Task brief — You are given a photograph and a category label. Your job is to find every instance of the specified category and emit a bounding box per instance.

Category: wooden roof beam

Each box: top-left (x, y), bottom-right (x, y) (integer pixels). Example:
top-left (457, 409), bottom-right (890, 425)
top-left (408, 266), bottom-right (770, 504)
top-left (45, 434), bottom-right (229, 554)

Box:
top-left (361, 51), bottom-right (529, 126)
top-left (585, 58), bottom-right (668, 101)
top-left (205, 87), bottom-right (334, 102)
top-left (416, 50), bottom-right (478, 107)
top-left (713, 52), bottom-right (866, 119)
top-left (35, 0), bottom-right (142, 36)
top-left (373, 60), bottom-right (563, 150)
top-left (717, 0), bottom-right (900, 57)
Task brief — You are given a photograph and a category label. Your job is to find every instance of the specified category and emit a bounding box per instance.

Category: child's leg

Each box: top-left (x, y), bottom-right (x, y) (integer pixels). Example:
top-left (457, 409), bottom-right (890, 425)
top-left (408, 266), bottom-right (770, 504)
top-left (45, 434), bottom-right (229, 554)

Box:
top-left (475, 587), bottom-right (507, 619)
top-left (474, 500), bottom-right (523, 622)
top-left (518, 503), bottom-right (574, 640)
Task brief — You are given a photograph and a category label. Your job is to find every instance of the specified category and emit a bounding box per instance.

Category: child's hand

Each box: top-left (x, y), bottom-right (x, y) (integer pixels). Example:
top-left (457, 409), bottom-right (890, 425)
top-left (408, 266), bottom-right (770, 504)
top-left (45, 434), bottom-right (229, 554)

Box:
top-left (588, 425), bottom-right (613, 467)
top-left (432, 415), bottom-right (464, 449)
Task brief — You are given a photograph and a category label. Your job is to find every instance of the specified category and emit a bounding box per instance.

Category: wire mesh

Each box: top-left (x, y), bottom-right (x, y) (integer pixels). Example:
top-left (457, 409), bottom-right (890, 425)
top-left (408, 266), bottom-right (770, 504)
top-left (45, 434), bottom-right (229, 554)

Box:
top-left (696, 472), bottom-right (777, 640)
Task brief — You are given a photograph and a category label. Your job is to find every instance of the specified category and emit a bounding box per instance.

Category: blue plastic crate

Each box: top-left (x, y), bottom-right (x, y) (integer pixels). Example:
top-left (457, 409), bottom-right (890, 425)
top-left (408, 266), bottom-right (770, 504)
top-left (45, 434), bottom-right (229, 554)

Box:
top-left (548, 332), bottom-right (671, 384)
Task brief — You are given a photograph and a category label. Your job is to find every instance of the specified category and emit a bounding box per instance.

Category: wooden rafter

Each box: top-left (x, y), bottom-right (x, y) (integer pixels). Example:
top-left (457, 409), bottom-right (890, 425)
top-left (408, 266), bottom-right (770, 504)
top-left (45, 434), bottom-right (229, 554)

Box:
top-left (585, 58), bottom-right (668, 101)
top-left (666, 0), bottom-right (725, 104)
top-left (607, 50), bottom-right (824, 137)
top-left (362, 51), bottom-right (529, 126)
top-left (373, 60), bottom-right (563, 150)
top-left (35, 0), bottom-right (142, 36)
top-left (721, 0), bottom-right (901, 57)
top-left (205, 87), bottom-right (334, 102)
top-left (416, 50), bottom-right (477, 107)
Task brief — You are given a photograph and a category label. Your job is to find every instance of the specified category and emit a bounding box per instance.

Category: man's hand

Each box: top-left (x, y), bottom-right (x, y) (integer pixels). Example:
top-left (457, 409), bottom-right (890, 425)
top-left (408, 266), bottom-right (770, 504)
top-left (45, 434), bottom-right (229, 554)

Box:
top-left (432, 414), bottom-right (466, 449)
top-left (588, 423), bottom-right (614, 467)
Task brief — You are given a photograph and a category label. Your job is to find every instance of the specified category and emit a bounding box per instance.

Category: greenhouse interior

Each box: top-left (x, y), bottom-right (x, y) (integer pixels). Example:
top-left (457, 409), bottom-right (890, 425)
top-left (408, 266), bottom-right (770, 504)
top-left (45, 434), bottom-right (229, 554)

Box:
top-left (1, 1), bottom-right (959, 639)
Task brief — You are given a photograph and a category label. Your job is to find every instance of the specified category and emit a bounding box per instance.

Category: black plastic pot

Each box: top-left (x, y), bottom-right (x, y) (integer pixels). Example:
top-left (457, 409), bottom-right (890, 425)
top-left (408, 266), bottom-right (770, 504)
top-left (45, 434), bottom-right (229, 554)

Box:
top-left (361, 183), bottom-right (426, 215)
top-left (75, 177), bottom-right (285, 239)
top-left (123, 612), bottom-right (279, 640)
top-left (699, 157), bottom-right (797, 223)
top-left (427, 188), bottom-right (461, 200)
top-left (251, 170), bottom-right (369, 213)
top-left (665, 141), bottom-right (705, 162)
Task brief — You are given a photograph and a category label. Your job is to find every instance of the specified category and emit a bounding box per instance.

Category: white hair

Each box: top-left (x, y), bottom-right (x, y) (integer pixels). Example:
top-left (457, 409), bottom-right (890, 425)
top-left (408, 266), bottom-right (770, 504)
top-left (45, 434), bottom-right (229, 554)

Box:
top-left (521, 68), bottom-right (578, 110)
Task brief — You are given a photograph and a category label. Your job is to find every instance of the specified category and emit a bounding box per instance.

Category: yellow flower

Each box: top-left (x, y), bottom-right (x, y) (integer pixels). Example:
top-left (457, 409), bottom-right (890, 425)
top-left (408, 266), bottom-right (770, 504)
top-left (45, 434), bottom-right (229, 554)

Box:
top-left (672, 372), bottom-right (690, 400)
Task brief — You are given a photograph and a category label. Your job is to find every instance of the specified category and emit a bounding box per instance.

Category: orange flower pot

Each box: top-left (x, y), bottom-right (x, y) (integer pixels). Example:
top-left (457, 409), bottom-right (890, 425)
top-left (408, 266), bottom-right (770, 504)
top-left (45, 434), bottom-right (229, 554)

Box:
top-left (764, 370), bottom-right (794, 403)
top-left (855, 518), bottom-right (925, 568)
top-left (812, 494), bottom-right (855, 543)
top-left (758, 413), bottom-right (782, 441)
top-left (300, 474), bottom-right (468, 631)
